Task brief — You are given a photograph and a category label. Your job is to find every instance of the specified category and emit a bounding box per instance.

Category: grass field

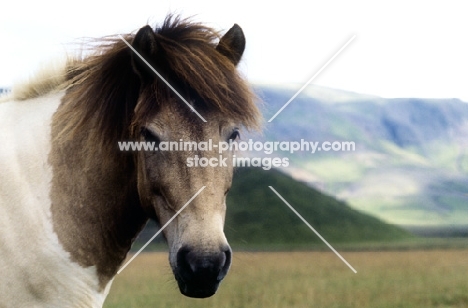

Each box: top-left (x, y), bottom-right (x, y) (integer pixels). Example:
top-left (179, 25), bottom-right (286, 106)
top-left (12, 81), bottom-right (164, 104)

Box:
top-left (104, 249), bottom-right (468, 308)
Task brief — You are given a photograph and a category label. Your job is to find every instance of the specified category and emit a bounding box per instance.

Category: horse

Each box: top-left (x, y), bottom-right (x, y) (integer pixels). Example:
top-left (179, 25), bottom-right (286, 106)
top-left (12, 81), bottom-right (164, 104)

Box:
top-left (0, 16), bottom-right (260, 307)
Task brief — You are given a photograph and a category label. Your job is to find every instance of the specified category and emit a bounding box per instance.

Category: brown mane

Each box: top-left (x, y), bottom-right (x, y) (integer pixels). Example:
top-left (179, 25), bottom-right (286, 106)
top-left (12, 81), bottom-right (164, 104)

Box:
top-left (54, 15), bottom-right (261, 153)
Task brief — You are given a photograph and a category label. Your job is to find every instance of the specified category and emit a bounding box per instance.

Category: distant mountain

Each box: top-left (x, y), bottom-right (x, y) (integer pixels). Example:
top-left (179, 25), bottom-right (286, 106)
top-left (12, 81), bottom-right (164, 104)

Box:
top-left (249, 84), bottom-right (468, 226)
top-left (0, 88), bottom-right (11, 97)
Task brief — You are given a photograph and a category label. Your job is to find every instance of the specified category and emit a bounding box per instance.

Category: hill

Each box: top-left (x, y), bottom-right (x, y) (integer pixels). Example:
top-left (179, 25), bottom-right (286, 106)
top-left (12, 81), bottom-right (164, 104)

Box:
top-left (249, 84), bottom-right (468, 227)
top-left (224, 167), bottom-right (409, 247)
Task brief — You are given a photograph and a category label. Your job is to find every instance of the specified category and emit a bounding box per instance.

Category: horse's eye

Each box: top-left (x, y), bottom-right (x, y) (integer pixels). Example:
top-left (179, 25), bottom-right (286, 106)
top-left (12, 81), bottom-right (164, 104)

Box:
top-left (228, 129), bottom-right (240, 141)
top-left (141, 127), bottom-right (160, 144)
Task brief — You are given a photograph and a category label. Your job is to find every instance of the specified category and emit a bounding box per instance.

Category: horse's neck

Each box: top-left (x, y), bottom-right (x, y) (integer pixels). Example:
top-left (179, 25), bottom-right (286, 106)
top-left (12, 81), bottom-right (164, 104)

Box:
top-left (49, 114), bottom-right (148, 289)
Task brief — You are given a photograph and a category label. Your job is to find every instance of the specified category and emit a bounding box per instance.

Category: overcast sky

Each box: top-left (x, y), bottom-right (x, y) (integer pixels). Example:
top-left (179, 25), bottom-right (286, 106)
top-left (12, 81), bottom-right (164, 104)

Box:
top-left (1, 0), bottom-right (467, 101)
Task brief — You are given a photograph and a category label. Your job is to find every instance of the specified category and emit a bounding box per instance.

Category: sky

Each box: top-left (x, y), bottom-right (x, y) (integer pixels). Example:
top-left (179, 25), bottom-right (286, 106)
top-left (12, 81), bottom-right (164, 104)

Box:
top-left (1, 0), bottom-right (467, 101)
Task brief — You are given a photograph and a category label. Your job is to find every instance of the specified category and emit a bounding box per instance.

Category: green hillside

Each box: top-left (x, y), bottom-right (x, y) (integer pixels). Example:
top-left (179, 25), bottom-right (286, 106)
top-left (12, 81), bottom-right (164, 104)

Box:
top-left (224, 167), bottom-right (410, 247)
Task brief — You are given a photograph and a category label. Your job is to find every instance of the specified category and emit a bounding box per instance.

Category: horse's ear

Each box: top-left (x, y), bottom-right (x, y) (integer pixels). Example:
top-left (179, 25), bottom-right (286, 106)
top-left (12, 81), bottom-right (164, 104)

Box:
top-left (216, 24), bottom-right (246, 66)
top-left (131, 25), bottom-right (158, 80)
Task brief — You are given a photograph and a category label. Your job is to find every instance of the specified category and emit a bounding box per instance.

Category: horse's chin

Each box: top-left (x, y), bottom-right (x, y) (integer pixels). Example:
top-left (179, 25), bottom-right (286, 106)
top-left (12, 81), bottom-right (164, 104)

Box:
top-left (175, 275), bottom-right (221, 298)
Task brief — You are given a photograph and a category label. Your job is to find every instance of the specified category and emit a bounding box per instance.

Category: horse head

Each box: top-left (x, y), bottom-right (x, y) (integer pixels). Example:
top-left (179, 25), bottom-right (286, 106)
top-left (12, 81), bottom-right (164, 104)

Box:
top-left (129, 20), bottom-right (257, 298)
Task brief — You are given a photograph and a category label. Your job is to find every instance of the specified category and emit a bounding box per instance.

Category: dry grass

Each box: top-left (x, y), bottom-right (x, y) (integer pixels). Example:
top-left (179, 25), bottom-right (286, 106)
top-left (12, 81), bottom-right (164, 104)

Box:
top-left (104, 250), bottom-right (468, 308)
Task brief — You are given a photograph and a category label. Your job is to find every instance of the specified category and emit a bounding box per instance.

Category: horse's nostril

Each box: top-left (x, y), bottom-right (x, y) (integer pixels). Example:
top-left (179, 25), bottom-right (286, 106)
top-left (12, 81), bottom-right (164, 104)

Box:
top-left (219, 246), bottom-right (232, 279)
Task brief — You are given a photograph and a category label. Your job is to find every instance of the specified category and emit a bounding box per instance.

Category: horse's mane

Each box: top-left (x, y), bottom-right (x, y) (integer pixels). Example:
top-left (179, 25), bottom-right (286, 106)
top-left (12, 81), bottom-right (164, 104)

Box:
top-left (46, 15), bottom-right (260, 153)
top-left (6, 58), bottom-right (70, 101)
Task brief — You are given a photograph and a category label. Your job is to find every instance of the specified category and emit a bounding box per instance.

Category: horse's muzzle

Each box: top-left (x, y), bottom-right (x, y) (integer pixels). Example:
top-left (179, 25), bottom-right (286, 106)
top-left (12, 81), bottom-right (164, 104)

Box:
top-left (174, 245), bottom-right (232, 298)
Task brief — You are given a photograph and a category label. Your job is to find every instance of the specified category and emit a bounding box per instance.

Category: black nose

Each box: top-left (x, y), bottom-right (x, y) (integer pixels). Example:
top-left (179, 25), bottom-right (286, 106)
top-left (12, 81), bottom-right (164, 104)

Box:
top-left (175, 245), bottom-right (232, 298)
